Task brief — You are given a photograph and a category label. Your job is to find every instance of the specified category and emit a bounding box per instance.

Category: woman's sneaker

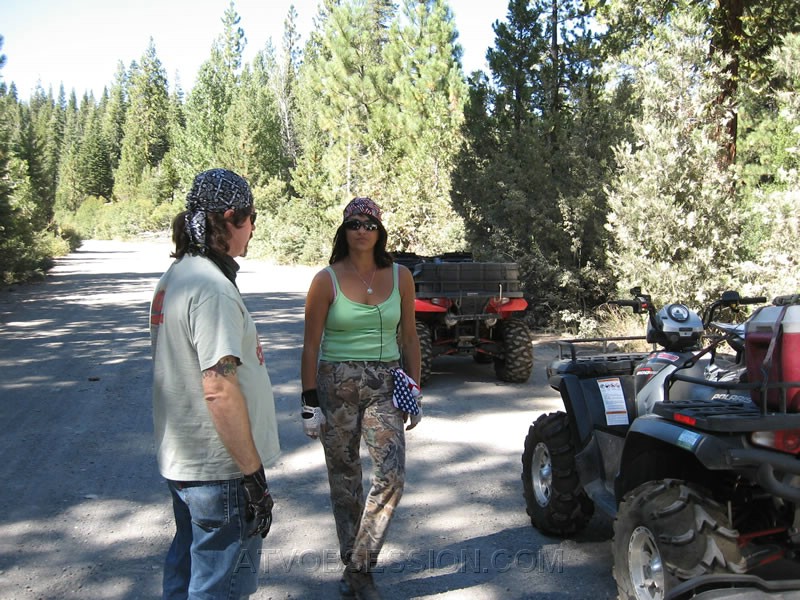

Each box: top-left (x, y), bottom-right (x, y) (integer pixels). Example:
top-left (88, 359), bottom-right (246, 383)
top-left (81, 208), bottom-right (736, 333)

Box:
top-left (343, 566), bottom-right (382, 600)
top-left (339, 574), bottom-right (356, 599)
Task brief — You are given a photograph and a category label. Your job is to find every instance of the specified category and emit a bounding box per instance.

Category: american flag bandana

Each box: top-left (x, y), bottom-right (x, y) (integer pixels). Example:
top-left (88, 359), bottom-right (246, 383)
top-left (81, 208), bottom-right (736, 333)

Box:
top-left (184, 168), bottom-right (254, 255)
top-left (390, 368), bottom-right (421, 415)
top-left (343, 197), bottom-right (382, 223)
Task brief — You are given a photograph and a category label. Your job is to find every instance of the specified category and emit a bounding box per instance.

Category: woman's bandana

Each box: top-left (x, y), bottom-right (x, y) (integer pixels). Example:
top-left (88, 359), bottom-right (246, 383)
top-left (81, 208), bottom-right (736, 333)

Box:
top-left (343, 197), bottom-right (382, 223)
top-left (184, 169), bottom-right (254, 255)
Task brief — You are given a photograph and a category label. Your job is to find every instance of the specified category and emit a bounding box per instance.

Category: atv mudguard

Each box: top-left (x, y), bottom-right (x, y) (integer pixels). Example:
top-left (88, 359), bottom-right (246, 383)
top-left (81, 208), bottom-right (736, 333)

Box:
top-left (615, 414), bottom-right (800, 503)
top-left (554, 372), bottom-right (639, 516)
top-left (554, 372), bottom-right (637, 447)
top-left (414, 298), bottom-right (447, 313)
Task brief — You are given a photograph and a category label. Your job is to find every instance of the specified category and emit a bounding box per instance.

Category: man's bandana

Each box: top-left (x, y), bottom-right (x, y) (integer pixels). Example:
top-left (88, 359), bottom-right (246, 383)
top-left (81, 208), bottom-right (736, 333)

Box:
top-left (184, 169), bottom-right (253, 255)
top-left (343, 197), bottom-right (382, 223)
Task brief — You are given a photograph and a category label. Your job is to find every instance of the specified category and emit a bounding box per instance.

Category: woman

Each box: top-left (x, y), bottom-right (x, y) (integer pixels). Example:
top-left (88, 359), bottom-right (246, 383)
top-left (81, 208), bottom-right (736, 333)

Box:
top-left (301, 197), bottom-right (421, 600)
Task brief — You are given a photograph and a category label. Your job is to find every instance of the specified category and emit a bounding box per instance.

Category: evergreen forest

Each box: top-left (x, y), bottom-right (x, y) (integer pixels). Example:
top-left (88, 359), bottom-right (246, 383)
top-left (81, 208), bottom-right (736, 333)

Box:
top-left (1, 0), bottom-right (799, 330)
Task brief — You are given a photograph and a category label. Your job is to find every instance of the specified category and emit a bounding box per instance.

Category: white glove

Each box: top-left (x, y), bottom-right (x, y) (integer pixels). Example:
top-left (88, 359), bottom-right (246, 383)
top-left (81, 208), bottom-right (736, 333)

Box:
top-left (302, 405), bottom-right (326, 438)
top-left (407, 406), bottom-right (423, 430)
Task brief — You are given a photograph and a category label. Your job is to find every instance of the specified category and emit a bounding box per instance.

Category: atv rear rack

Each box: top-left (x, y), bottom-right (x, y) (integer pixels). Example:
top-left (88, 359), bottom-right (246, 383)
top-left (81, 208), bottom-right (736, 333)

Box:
top-left (414, 262), bottom-right (524, 298)
top-left (658, 371), bottom-right (800, 431)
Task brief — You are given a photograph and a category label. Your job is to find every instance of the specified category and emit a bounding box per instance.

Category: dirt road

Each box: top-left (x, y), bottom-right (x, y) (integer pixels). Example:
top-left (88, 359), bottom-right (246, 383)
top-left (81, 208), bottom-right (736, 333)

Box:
top-left (0, 239), bottom-right (617, 599)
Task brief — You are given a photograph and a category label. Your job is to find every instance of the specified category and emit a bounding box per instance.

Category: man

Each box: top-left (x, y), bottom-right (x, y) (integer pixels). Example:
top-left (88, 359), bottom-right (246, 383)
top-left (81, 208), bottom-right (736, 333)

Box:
top-left (150, 168), bottom-right (280, 599)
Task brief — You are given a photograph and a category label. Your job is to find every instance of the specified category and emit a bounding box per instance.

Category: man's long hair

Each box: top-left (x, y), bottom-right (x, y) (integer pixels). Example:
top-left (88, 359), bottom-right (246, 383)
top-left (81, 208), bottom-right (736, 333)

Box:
top-left (171, 208), bottom-right (251, 259)
top-left (328, 218), bottom-right (393, 267)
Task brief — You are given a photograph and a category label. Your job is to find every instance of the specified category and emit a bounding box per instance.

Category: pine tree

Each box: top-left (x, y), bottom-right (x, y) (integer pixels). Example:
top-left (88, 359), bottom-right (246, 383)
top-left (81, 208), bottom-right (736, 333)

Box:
top-left (8, 99), bottom-right (49, 228)
top-left (383, 0), bottom-right (468, 253)
top-left (180, 1), bottom-right (245, 174)
top-left (102, 62), bottom-right (128, 172)
top-left (0, 38), bottom-right (48, 280)
top-left (28, 85), bottom-right (65, 226)
top-left (114, 39), bottom-right (170, 200)
top-left (605, 11), bottom-right (742, 306)
top-left (77, 106), bottom-right (113, 199)
top-left (274, 5), bottom-right (302, 180)
top-left (735, 33), bottom-right (800, 298)
top-left (218, 57), bottom-right (282, 187)
top-left (54, 91), bottom-right (83, 214)
top-left (452, 0), bottom-right (623, 320)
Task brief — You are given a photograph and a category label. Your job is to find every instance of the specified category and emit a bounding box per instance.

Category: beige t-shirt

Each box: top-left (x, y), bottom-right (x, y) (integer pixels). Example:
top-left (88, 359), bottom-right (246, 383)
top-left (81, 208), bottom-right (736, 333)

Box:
top-left (150, 254), bottom-right (280, 480)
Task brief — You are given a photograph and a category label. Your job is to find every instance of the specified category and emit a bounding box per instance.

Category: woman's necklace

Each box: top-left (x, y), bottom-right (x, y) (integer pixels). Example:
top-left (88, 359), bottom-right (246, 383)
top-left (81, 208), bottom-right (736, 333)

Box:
top-left (348, 260), bottom-right (377, 294)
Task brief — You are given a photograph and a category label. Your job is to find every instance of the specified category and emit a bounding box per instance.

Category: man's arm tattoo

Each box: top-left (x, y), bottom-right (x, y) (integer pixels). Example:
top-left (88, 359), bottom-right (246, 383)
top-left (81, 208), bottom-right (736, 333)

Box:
top-left (203, 356), bottom-right (239, 379)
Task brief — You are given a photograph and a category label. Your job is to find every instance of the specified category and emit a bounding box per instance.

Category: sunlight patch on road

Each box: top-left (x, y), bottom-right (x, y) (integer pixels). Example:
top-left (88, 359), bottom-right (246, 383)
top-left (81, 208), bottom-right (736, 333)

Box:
top-left (414, 412), bottom-right (547, 454)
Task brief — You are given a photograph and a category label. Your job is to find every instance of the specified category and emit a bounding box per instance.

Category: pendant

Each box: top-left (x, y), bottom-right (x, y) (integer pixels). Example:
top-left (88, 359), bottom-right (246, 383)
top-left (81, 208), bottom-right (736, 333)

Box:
top-left (367, 288), bottom-right (373, 294)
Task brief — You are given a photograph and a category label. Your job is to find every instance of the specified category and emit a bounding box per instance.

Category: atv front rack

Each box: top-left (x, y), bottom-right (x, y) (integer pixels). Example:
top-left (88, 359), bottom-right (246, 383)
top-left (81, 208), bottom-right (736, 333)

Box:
top-left (546, 337), bottom-right (653, 381)
top-left (555, 336), bottom-right (652, 361)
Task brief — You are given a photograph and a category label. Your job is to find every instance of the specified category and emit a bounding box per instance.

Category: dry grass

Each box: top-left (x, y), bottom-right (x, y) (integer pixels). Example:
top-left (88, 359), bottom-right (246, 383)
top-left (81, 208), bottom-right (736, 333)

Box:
top-left (583, 304), bottom-right (652, 353)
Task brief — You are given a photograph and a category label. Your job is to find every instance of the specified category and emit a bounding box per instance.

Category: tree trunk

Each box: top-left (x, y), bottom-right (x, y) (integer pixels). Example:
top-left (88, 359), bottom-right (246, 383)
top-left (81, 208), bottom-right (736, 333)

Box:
top-left (713, 0), bottom-right (744, 166)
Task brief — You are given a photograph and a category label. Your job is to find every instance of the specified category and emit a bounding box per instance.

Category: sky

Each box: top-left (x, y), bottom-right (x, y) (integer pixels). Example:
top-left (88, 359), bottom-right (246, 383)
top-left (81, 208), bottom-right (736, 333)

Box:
top-left (0, 0), bottom-right (508, 101)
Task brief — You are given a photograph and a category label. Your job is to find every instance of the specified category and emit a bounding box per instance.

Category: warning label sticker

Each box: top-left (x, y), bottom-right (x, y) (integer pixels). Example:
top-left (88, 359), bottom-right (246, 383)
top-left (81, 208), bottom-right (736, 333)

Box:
top-left (597, 378), bottom-right (629, 426)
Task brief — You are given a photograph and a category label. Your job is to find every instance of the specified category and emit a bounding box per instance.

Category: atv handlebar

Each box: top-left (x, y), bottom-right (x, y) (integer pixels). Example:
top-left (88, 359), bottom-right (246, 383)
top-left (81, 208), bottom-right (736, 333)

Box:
top-left (610, 300), bottom-right (640, 308)
top-left (611, 288), bottom-right (766, 330)
top-left (609, 287), bottom-right (653, 316)
top-left (702, 293), bottom-right (767, 327)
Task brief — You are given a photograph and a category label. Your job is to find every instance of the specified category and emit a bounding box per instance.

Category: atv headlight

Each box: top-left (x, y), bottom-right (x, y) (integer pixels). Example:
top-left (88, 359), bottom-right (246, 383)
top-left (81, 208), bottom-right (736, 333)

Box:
top-left (444, 313), bottom-right (458, 327)
top-left (485, 316), bottom-right (498, 327)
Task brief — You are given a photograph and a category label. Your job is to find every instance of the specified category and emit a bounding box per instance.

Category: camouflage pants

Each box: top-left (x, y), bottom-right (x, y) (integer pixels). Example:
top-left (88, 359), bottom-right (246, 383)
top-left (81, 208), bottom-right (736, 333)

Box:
top-left (317, 360), bottom-right (406, 571)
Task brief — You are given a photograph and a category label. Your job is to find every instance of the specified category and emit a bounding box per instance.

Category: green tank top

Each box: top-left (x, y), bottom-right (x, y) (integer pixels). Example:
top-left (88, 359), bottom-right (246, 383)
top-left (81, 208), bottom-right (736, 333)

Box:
top-left (320, 263), bottom-right (402, 362)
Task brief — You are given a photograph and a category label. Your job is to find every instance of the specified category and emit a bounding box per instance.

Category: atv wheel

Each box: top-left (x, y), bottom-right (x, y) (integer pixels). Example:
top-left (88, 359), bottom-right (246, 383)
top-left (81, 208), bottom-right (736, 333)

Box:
top-left (495, 319), bottom-right (533, 383)
top-left (521, 412), bottom-right (594, 535)
top-left (613, 479), bottom-right (746, 600)
top-left (416, 320), bottom-right (433, 384)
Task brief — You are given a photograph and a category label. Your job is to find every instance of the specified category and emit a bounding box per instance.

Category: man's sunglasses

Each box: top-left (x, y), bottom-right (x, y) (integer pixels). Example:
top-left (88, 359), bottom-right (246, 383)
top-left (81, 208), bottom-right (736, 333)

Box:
top-left (249, 211), bottom-right (257, 225)
top-left (344, 219), bottom-right (379, 231)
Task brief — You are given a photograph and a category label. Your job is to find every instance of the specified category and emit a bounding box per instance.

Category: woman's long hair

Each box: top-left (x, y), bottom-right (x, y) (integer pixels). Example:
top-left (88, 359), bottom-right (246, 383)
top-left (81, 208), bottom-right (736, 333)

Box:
top-left (171, 208), bottom-right (252, 259)
top-left (329, 217), bottom-right (393, 268)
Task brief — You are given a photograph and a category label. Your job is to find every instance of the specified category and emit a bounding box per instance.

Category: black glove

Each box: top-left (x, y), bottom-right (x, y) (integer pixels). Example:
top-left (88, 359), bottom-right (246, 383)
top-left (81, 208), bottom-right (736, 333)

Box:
top-left (242, 465), bottom-right (273, 538)
top-left (301, 389), bottom-right (320, 407)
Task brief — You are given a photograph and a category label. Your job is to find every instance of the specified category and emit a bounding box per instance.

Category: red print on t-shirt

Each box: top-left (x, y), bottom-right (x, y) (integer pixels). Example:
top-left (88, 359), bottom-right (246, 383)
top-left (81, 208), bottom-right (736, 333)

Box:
top-left (256, 341), bottom-right (265, 366)
top-left (151, 290), bottom-right (166, 326)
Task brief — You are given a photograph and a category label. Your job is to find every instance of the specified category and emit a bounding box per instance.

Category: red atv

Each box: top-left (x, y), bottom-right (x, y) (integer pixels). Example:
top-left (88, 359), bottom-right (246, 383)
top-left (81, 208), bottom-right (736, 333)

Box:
top-left (394, 252), bottom-right (532, 384)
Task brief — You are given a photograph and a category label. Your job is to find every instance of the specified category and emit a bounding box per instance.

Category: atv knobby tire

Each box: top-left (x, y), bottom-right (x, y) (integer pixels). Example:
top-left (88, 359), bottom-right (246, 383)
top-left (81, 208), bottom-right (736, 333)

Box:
top-left (416, 320), bottom-right (433, 385)
top-left (522, 412), bottom-right (594, 535)
top-left (495, 319), bottom-right (533, 383)
top-left (613, 479), bottom-right (746, 600)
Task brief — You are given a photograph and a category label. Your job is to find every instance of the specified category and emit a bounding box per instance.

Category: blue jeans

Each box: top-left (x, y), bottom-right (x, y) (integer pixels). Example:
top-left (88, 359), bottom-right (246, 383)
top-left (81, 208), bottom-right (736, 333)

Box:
top-left (162, 479), bottom-right (262, 600)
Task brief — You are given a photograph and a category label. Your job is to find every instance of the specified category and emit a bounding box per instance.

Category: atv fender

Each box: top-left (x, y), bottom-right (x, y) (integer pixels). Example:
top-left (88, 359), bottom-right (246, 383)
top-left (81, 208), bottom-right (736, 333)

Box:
top-left (556, 374), bottom-right (634, 448)
top-left (625, 414), bottom-right (744, 468)
top-left (555, 374), bottom-right (632, 516)
top-left (615, 415), bottom-right (735, 500)
top-left (616, 415), bottom-right (800, 505)
top-left (414, 298), bottom-right (447, 313)
top-left (487, 297), bottom-right (528, 318)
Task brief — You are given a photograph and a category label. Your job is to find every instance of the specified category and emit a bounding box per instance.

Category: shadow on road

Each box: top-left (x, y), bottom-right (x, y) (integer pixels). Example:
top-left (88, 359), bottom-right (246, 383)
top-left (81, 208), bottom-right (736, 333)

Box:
top-left (0, 240), bottom-right (617, 600)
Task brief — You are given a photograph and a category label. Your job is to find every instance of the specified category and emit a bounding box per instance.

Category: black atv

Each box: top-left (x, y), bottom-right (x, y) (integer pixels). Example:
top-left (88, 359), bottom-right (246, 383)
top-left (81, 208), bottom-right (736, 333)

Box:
top-left (522, 290), bottom-right (800, 599)
top-left (394, 251), bottom-right (532, 384)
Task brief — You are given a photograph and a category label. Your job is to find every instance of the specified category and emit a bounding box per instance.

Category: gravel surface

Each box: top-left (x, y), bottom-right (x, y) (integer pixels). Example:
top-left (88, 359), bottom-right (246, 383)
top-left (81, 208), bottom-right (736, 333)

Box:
top-left (0, 239), bottom-right (618, 600)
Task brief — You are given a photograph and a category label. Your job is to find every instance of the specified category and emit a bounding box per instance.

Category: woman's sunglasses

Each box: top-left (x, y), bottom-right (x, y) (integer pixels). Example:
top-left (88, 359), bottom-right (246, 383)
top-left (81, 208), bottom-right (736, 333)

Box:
top-left (344, 219), bottom-right (379, 231)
